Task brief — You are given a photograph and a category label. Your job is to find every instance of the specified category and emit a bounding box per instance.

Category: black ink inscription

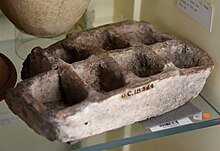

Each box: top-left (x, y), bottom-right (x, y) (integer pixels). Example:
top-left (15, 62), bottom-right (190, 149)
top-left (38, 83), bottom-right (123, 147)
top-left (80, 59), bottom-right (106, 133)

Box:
top-left (121, 84), bottom-right (154, 99)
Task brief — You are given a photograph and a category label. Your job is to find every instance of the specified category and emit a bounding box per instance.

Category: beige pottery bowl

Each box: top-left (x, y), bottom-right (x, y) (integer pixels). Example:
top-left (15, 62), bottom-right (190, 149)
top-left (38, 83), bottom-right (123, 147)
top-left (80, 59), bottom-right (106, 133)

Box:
top-left (0, 0), bottom-right (90, 37)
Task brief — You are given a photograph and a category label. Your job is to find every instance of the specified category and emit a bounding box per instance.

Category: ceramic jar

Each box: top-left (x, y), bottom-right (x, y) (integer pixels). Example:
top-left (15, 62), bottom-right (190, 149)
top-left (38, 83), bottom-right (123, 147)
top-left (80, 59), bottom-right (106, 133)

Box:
top-left (0, 54), bottom-right (17, 101)
top-left (0, 0), bottom-right (90, 37)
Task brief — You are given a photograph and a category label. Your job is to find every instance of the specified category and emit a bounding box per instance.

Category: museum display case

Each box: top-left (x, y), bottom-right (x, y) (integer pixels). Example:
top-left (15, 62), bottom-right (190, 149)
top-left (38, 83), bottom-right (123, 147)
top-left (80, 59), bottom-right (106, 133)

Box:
top-left (1, 0), bottom-right (220, 151)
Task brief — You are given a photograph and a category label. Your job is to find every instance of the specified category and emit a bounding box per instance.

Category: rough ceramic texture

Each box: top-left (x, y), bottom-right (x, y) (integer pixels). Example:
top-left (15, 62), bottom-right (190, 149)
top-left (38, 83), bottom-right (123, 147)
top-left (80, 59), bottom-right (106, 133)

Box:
top-left (6, 21), bottom-right (213, 142)
top-left (0, 0), bottom-right (90, 37)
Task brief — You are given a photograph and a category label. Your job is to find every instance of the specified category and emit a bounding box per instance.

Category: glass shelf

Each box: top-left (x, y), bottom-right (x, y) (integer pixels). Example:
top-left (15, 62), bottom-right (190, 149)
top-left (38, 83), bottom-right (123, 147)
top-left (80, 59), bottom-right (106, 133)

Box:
top-left (69, 95), bottom-right (220, 151)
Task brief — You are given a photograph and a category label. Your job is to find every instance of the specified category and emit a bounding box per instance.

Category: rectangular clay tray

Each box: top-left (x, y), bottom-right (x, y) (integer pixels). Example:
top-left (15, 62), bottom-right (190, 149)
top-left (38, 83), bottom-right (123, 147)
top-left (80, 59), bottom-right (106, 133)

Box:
top-left (5, 20), bottom-right (214, 142)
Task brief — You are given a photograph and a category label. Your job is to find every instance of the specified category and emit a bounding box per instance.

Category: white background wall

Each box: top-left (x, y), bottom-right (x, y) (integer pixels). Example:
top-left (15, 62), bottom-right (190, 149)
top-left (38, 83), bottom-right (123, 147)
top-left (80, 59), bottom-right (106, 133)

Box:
top-left (140, 0), bottom-right (220, 110)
